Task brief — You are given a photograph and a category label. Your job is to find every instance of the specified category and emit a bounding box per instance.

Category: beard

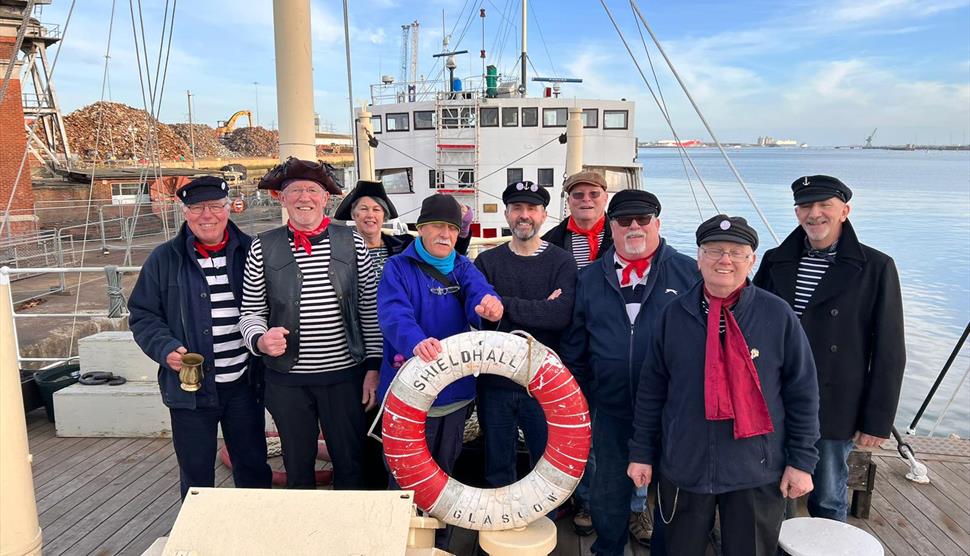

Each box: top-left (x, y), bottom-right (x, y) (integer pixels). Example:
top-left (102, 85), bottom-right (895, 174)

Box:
top-left (622, 231), bottom-right (647, 255)
top-left (512, 219), bottom-right (538, 240)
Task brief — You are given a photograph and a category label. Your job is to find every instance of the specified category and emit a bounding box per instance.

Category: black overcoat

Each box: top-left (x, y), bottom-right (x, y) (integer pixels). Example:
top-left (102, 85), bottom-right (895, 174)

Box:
top-left (753, 220), bottom-right (906, 440)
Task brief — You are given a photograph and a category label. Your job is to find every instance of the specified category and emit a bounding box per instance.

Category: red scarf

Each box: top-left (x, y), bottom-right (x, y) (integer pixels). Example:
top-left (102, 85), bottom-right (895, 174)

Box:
top-left (567, 216), bottom-right (605, 261)
top-left (288, 217), bottom-right (331, 255)
top-left (704, 283), bottom-right (774, 439)
top-left (617, 249), bottom-right (657, 286)
top-left (194, 230), bottom-right (229, 259)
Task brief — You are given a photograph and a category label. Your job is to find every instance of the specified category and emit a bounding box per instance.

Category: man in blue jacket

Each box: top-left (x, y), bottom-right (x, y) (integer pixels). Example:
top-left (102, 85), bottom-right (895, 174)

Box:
top-left (560, 189), bottom-right (697, 556)
top-left (377, 194), bottom-right (503, 551)
top-left (628, 215), bottom-right (820, 556)
top-left (129, 176), bottom-right (272, 499)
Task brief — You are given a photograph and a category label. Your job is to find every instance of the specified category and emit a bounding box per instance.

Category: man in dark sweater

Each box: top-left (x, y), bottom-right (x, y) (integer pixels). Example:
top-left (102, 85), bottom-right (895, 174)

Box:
top-left (474, 180), bottom-right (578, 489)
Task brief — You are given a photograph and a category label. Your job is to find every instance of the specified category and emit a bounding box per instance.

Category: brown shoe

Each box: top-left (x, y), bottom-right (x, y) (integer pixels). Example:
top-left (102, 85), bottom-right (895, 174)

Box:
top-left (573, 507), bottom-right (593, 536)
top-left (629, 511), bottom-right (653, 547)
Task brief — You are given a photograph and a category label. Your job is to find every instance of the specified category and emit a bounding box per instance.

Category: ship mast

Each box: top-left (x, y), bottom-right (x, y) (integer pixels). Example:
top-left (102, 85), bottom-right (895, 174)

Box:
top-left (520, 0), bottom-right (527, 96)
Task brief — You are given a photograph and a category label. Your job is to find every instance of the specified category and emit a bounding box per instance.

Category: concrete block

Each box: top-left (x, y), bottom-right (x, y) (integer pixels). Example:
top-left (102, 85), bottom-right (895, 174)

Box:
top-left (53, 382), bottom-right (171, 437)
top-left (78, 331), bottom-right (158, 382)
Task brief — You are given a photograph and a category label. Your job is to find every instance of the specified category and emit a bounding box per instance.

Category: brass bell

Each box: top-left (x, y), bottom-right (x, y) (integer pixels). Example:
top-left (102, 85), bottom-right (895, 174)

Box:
top-left (179, 352), bottom-right (204, 392)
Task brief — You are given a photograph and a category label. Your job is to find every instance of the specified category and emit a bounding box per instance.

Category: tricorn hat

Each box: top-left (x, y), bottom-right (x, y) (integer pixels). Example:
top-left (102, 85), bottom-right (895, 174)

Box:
top-left (333, 180), bottom-right (398, 220)
top-left (257, 157), bottom-right (342, 195)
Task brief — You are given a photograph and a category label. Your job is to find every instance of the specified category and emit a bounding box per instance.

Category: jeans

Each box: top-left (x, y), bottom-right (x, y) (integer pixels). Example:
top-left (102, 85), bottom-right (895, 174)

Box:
top-left (476, 385), bottom-right (548, 487)
top-left (589, 412), bottom-right (635, 556)
top-left (808, 438), bottom-right (854, 521)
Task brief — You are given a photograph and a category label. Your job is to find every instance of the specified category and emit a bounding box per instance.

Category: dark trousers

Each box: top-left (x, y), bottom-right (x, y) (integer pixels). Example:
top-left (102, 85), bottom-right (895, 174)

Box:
top-left (388, 405), bottom-right (470, 551)
top-left (589, 412), bottom-right (635, 556)
top-left (477, 385), bottom-right (547, 487)
top-left (169, 379), bottom-right (272, 500)
top-left (363, 407), bottom-right (389, 489)
top-left (264, 380), bottom-right (366, 490)
top-left (660, 475), bottom-right (785, 556)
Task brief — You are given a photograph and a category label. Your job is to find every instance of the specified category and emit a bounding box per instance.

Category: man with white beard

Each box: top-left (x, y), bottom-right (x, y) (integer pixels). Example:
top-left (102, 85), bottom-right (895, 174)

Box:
top-left (473, 181), bottom-right (578, 490)
top-left (560, 189), bottom-right (697, 556)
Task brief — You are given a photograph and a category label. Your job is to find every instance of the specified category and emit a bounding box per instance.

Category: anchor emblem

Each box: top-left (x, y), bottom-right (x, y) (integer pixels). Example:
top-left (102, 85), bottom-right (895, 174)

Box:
top-left (802, 176), bottom-right (810, 186)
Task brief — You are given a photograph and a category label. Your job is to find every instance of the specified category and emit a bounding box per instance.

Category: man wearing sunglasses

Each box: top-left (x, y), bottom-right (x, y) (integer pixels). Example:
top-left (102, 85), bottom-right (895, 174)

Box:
top-left (542, 171), bottom-right (614, 269)
top-left (129, 176), bottom-right (272, 499)
top-left (560, 189), bottom-right (697, 555)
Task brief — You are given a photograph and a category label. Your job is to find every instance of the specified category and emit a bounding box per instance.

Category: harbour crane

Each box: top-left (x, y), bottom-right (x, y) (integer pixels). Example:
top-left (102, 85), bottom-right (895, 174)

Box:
top-left (399, 20), bottom-right (420, 83)
top-left (864, 128), bottom-right (877, 149)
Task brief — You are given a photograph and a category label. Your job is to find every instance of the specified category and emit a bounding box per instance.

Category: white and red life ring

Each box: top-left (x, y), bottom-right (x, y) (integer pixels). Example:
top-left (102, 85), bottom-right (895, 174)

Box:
top-left (382, 331), bottom-right (591, 531)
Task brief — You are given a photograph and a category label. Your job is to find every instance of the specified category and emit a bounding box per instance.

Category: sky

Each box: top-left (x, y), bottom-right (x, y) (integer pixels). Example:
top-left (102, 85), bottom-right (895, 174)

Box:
top-left (33, 0), bottom-right (970, 146)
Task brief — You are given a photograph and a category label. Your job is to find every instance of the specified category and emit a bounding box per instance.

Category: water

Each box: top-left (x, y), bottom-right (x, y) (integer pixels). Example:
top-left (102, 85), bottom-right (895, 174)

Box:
top-left (638, 147), bottom-right (970, 438)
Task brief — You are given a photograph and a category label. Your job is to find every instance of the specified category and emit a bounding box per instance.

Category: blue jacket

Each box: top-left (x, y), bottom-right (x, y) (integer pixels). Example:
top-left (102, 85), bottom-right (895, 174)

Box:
top-left (629, 281), bottom-right (821, 494)
top-left (376, 241), bottom-right (499, 406)
top-left (559, 240), bottom-right (698, 419)
top-left (128, 220), bottom-right (257, 410)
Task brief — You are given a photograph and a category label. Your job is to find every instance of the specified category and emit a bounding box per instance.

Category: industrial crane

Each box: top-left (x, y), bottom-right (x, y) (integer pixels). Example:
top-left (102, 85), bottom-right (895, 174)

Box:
top-left (864, 128), bottom-right (877, 149)
top-left (399, 20), bottom-right (419, 83)
top-left (215, 110), bottom-right (254, 137)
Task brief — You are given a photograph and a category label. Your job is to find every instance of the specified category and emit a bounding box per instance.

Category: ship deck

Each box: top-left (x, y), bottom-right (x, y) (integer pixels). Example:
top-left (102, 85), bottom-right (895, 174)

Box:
top-left (24, 408), bottom-right (970, 556)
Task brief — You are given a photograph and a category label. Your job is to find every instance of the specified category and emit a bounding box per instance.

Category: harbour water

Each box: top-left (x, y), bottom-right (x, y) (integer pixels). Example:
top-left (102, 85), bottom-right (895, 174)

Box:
top-left (638, 147), bottom-right (970, 438)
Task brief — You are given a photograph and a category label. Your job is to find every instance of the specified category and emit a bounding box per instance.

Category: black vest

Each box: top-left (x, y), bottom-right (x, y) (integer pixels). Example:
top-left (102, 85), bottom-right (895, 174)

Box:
top-left (257, 223), bottom-right (365, 372)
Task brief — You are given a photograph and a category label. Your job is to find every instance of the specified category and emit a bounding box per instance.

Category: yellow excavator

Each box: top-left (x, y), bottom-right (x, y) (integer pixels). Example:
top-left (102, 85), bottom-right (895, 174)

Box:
top-left (215, 110), bottom-right (253, 137)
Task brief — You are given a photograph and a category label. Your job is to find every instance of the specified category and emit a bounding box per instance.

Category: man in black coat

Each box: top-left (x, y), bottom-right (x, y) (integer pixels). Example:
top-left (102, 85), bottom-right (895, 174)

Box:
top-left (753, 175), bottom-right (906, 522)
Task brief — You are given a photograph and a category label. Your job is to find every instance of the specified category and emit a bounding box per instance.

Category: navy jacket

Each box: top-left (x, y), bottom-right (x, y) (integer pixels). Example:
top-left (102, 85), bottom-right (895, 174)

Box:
top-left (559, 239), bottom-right (697, 419)
top-left (629, 281), bottom-right (821, 495)
top-left (129, 220), bottom-right (257, 410)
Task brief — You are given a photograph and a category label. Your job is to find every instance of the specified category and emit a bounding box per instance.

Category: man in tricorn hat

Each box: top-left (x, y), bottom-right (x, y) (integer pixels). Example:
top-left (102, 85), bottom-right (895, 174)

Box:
top-left (628, 214), bottom-right (820, 556)
top-left (129, 176), bottom-right (272, 499)
top-left (561, 189), bottom-right (697, 554)
top-left (754, 176), bottom-right (905, 522)
top-left (238, 157), bottom-right (383, 490)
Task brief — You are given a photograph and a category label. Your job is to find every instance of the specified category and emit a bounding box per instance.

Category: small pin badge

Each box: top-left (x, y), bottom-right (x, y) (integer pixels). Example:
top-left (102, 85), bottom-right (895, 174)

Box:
top-left (750, 348), bottom-right (760, 359)
top-left (802, 176), bottom-right (810, 186)
top-left (719, 220), bottom-right (731, 230)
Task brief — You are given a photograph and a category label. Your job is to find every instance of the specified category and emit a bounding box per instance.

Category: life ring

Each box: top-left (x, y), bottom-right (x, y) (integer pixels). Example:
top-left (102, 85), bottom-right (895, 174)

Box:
top-left (230, 198), bottom-right (246, 213)
top-left (382, 331), bottom-right (591, 531)
top-left (219, 431), bottom-right (332, 486)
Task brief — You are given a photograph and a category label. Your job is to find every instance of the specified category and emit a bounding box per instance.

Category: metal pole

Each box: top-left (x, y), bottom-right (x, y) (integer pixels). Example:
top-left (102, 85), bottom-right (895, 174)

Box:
top-left (357, 103), bottom-right (375, 181)
top-left (908, 321), bottom-right (970, 433)
top-left (186, 90), bottom-right (196, 168)
top-left (520, 0), bottom-right (527, 96)
top-left (342, 0), bottom-right (356, 164)
top-left (253, 81), bottom-right (260, 127)
top-left (565, 107), bottom-right (584, 176)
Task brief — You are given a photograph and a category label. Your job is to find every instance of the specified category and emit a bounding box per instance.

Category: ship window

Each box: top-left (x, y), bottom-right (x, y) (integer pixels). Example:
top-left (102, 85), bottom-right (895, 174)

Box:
top-left (428, 169), bottom-right (443, 189)
top-left (507, 168), bottom-right (523, 184)
top-left (377, 168), bottom-right (413, 193)
top-left (414, 111), bottom-right (435, 130)
top-left (458, 169), bottom-right (475, 187)
top-left (603, 110), bottom-right (629, 130)
top-left (371, 115), bottom-right (383, 134)
top-left (582, 109), bottom-right (598, 128)
top-left (441, 107), bottom-right (476, 129)
top-left (543, 108), bottom-right (567, 127)
top-left (386, 113), bottom-right (410, 132)
top-left (537, 168), bottom-right (555, 188)
top-left (502, 107), bottom-right (519, 127)
top-left (522, 107), bottom-right (538, 127)
top-left (480, 107), bottom-right (499, 127)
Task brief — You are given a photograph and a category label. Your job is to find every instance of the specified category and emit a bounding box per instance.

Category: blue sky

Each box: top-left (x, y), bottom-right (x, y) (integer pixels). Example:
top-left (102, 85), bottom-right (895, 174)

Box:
top-left (37, 0), bottom-right (970, 146)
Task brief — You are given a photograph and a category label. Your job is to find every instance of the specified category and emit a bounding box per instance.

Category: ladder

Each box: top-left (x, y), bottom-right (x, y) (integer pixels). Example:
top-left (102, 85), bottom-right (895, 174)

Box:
top-left (433, 91), bottom-right (479, 212)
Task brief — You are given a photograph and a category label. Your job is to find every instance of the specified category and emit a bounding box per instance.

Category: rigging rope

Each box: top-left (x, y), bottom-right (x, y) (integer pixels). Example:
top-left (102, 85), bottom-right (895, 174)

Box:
top-left (0, 0), bottom-right (36, 107)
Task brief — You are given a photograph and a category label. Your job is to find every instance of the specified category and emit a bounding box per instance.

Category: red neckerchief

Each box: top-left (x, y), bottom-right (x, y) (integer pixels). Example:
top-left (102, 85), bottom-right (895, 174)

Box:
top-left (617, 247), bottom-right (657, 286)
top-left (567, 215), bottom-right (606, 261)
top-left (288, 217), bottom-right (331, 255)
top-left (704, 283), bottom-right (774, 440)
top-left (194, 230), bottom-right (229, 259)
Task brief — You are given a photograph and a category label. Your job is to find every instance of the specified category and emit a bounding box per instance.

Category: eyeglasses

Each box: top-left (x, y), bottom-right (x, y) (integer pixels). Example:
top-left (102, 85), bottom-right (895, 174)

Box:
top-left (613, 215), bottom-right (654, 227)
top-left (569, 190), bottom-right (603, 200)
top-left (700, 247), bottom-right (753, 262)
top-left (185, 201), bottom-right (229, 215)
top-left (284, 186), bottom-right (326, 197)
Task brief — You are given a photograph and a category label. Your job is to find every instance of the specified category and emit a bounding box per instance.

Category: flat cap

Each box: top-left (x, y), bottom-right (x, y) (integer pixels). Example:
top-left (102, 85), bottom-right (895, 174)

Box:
top-left (416, 194), bottom-right (462, 230)
top-left (257, 157), bottom-right (342, 194)
top-left (563, 171), bottom-right (607, 193)
top-left (502, 180), bottom-right (550, 207)
top-left (695, 214), bottom-right (759, 250)
top-left (177, 176), bottom-right (228, 204)
top-left (333, 180), bottom-right (398, 220)
top-left (607, 189), bottom-right (661, 218)
top-left (791, 175), bottom-right (852, 205)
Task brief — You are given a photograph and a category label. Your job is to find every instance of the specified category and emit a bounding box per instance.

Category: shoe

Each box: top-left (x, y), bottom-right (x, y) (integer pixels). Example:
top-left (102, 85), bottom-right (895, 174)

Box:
top-left (573, 507), bottom-right (593, 536)
top-left (629, 510), bottom-right (653, 547)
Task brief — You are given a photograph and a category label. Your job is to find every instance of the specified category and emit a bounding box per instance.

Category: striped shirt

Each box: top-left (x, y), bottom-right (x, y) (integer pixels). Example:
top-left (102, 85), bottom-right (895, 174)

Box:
top-left (367, 245), bottom-right (389, 281)
top-left (793, 244), bottom-right (838, 317)
top-left (239, 230), bottom-right (382, 375)
top-left (197, 248), bottom-right (248, 383)
top-left (700, 297), bottom-right (729, 335)
top-left (570, 230), bottom-right (605, 268)
top-left (614, 254), bottom-right (650, 324)
top-left (506, 241), bottom-right (549, 257)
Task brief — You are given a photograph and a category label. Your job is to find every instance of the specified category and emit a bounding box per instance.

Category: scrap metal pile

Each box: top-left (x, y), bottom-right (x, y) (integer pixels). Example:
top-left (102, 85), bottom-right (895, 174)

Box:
top-left (169, 123), bottom-right (235, 159)
top-left (221, 127), bottom-right (280, 158)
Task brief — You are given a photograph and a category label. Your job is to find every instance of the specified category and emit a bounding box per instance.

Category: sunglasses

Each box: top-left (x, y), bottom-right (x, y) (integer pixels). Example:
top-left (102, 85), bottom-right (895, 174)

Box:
top-left (569, 190), bottom-right (603, 200)
top-left (613, 214), bottom-right (655, 227)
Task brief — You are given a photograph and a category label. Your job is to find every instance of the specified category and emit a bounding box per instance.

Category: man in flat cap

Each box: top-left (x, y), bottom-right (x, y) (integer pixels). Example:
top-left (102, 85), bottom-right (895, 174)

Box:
top-left (754, 175), bottom-right (905, 522)
top-left (238, 157), bottom-right (382, 490)
top-left (543, 170), bottom-right (613, 269)
top-left (473, 181), bottom-right (578, 491)
top-left (628, 215), bottom-right (820, 556)
top-left (377, 193), bottom-right (503, 551)
top-left (129, 176), bottom-right (272, 499)
top-left (560, 189), bottom-right (697, 555)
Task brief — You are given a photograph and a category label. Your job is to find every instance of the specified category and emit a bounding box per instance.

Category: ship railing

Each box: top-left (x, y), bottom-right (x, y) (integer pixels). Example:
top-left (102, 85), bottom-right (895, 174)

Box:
top-left (369, 76), bottom-right (486, 105)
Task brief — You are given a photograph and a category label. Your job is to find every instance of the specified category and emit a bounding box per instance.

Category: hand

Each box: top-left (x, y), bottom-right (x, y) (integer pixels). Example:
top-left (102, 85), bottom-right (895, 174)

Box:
top-left (854, 431), bottom-right (888, 449)
top-left (166, 346), bottom-right (188, 372)
top-left (257, 327), bottom-right (289, 357)
top-left (475, 294), bottom-right (504, 322)
top-left (361, 370), bottom-right (380, 411)
top-left (413, 337), bottom-right (443, 362)
top-left (547, 288), bottom-right (562, 300)
top-left (779, 466), bottom-right (814, 499)
top-left (627, 462), bottom-right (652, 488)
